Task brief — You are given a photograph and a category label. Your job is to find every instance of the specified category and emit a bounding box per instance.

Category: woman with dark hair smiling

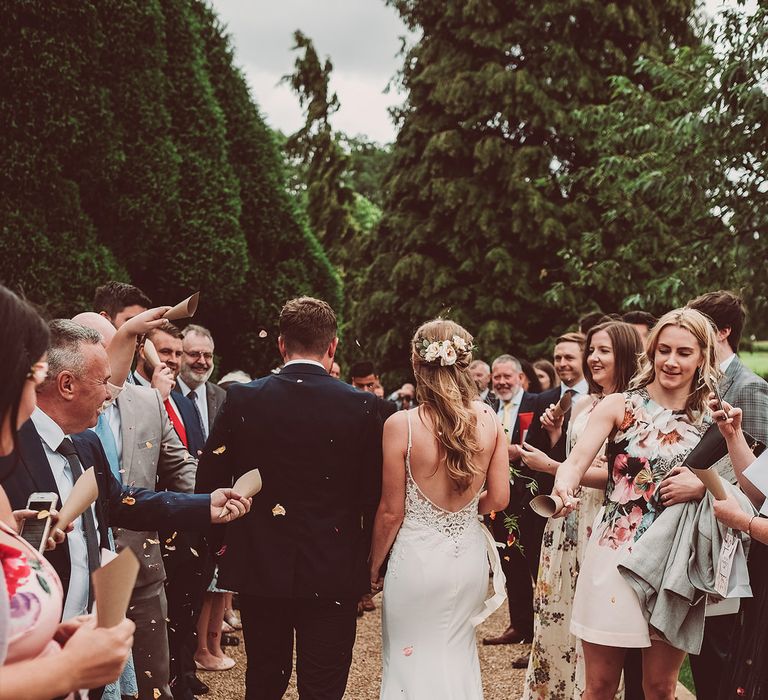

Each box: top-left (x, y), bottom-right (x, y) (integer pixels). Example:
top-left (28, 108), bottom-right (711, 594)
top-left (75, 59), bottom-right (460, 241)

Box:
top-left (0, 285), bottom-right (135, 699)
top-left (520, 321), bottom-right (642, 699)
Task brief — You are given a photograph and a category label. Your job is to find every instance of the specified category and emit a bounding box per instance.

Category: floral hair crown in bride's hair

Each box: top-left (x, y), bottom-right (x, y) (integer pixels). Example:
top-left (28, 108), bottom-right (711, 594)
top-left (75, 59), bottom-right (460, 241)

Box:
top-left (416, 336), bottom-right (473, 367)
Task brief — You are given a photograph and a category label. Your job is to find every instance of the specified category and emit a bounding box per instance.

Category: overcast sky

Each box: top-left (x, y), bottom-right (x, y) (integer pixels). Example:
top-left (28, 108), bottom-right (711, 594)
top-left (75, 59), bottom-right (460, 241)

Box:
top-left (209, 0), bottom-right (752, 146)
top-left (209, 0), bottom-right (411, 144)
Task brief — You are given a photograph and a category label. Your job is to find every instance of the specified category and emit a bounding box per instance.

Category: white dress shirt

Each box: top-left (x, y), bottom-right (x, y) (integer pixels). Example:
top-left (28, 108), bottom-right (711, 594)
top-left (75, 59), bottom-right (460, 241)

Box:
top-left (31, 408), bottom-right (99, 620)
top-left (283, 359), bottom-right (327, 370)
top-left (720, 354), bottom-right (736, 374)
top-left (177, 377), bottom-right (209, 439)
top-left (561, 377), bottom-right (590, 405)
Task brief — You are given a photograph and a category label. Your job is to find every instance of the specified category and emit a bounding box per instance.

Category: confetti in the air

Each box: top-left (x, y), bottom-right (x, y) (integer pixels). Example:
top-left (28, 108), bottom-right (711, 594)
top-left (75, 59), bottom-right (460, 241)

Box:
top-left (258, 329), bottom-right (268, 338)
top-left (213, 445), bottom-right (226, 455)
top-left (272, 503), bottom-right (286, 517)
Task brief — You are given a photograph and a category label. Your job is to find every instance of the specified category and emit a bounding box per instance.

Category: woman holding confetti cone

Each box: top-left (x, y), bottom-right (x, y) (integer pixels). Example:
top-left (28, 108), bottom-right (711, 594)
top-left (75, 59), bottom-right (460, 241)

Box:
top-left (520, 321), bottom-right (642, 700)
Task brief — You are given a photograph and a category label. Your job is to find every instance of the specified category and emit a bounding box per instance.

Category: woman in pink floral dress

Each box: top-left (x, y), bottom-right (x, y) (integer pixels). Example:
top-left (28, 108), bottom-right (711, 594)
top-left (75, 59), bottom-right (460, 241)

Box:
top-left (553, 308), bottom-right (719, 700)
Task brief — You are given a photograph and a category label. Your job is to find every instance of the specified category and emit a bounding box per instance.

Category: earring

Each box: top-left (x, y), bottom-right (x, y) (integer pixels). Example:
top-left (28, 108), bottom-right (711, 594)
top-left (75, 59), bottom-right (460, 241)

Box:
top-left (694, 366), bottom-right (706, 392)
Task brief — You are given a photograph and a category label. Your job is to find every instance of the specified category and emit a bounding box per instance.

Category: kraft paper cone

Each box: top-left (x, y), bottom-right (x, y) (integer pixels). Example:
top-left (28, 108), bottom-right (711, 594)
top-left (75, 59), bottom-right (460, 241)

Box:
top-left (57, 467), bottom-right (98, 529)
top-left (530, 494), bottom-right (564, 517)
top-left (551, 392), bottom-right (573, 420)
top-left (233, 468), bottom-right (263, 499)
top-left (92, 547), bottom-right (140, 628)
top-left (143, 338), bottom-right (162, 369)
top-left (690, 467), bottom-right (728, 501)
top-left (163, 292), bottom-right (200, 321)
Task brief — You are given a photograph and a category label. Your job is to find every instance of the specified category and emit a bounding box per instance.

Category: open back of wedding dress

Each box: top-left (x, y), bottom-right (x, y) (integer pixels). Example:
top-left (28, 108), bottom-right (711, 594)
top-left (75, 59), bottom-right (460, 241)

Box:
top-left (380, 409), bottom-right (506, 699)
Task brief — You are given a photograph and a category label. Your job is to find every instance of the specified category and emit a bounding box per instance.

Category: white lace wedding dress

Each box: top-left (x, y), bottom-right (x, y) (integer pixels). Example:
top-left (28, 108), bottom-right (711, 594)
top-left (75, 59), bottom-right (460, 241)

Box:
top-left (380, 411), bottom-right (506, 699)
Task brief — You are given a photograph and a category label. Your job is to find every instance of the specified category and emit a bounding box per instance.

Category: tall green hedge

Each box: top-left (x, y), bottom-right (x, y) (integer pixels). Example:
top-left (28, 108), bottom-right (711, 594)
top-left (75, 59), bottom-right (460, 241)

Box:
top-left (0, 0), bottom-right (340, 375)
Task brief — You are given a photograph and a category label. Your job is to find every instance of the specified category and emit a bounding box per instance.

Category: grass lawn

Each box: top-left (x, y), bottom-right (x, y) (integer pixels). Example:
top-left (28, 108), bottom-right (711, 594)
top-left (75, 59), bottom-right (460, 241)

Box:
top-left (741, 350), bottom-right (768, 379)
top-left (679, 655), bottom-right (695, 692)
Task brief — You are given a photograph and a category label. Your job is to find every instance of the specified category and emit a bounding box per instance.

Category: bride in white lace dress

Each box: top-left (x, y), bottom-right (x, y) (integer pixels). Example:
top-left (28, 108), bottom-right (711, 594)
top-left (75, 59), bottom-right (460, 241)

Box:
top-left (369, 319), bottom-right (510, 699)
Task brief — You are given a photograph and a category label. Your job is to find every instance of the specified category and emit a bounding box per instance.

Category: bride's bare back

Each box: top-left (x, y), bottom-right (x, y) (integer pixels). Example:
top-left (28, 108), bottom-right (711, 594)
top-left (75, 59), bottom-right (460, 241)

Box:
top-left (404, 400), bottom-right (505, 512)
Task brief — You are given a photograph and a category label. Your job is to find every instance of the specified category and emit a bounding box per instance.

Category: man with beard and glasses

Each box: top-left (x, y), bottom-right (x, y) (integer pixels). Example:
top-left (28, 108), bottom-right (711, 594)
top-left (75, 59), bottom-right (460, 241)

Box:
top-left (482, 354), bottom-right (538, 648)
top-left (176, 325), bottom-right (236, 678)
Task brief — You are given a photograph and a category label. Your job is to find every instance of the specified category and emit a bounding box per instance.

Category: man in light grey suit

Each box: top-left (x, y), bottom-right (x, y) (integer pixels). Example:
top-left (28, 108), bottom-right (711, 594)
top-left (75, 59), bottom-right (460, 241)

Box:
top-left (75, 311), bottom-right (197, 700)
top-left (687, 290), bottom-right (768, 700)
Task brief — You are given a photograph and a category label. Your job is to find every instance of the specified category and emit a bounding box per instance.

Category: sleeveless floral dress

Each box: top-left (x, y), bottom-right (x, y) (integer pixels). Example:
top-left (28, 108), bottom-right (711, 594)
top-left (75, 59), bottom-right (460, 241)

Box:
top-left (522, 396), bottom-right (619, 700)
top-left (570, 388), bottom-right (707, 647)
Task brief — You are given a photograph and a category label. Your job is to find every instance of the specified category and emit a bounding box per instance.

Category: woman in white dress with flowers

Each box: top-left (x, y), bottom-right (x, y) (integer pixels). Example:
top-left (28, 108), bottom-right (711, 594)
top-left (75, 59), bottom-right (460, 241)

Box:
top-left (369, 319), bottom-right (510, 699)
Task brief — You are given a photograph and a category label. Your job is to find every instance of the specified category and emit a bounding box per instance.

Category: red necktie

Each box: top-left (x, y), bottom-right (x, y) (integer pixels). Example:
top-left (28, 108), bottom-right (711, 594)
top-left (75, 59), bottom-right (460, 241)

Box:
top-left (164, 398), bottom-right (188, 448)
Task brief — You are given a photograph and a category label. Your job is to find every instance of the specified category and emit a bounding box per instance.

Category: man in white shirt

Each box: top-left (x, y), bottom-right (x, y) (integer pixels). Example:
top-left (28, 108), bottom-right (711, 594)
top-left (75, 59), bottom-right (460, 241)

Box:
top-left (482, 354), bottom-right (539, 647)
top-left (2, 320), bottom-right (250, 700)
top-left (177, 324), bottom-right (226, 440)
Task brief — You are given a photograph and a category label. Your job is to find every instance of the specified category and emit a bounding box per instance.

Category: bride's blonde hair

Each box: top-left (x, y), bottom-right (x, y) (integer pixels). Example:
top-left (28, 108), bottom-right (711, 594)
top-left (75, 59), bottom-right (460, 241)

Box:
top-left (411, 319), bottom-right (482, 493)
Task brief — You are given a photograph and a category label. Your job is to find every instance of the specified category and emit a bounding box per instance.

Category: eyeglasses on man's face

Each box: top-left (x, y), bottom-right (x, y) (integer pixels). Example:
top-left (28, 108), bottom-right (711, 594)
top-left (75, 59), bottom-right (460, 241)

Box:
top-left (184, 350), bottom-right (213, 362)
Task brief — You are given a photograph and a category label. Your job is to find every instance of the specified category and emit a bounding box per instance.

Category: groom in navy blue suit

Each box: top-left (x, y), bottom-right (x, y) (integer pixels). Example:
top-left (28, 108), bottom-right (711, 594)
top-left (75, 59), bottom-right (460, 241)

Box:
top-left (196, 297), bottom-right (384, 700)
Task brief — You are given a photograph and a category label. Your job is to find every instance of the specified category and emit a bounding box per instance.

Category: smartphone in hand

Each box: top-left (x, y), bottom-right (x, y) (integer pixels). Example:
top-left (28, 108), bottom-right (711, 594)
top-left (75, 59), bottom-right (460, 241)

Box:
top-left (19, 492), bottom-right (58, 552)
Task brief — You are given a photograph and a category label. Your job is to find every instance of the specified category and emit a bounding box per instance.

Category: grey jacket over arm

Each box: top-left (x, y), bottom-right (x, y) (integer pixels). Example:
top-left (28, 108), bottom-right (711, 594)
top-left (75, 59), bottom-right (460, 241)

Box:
top-left (618, 475), bottom-right (754, 654)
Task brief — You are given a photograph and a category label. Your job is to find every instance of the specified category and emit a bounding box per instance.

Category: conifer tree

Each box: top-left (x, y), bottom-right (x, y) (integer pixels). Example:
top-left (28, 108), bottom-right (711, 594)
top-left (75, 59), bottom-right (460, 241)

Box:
top-left (192, 4), bottom-right (342, 373)
top-left (153, 0), bottom-right (248, 304)
top-left (282, 31), bottom-right (359, 271)
top-left (0, 2), bottom-right (123, 314)
top-left (351, 0), bottom-right (696, 378)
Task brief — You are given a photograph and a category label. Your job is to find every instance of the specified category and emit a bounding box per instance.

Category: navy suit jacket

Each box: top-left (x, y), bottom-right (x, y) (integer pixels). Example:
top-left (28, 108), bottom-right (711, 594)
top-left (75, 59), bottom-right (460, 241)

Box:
top-left (170, 386), bottom-right (206, 457)
top-left (526, 387), bottom-right (570, 463)
top-left (1, 420), bottom-right (211, 602)
top-left (195, 362), bottom-right (384, 600)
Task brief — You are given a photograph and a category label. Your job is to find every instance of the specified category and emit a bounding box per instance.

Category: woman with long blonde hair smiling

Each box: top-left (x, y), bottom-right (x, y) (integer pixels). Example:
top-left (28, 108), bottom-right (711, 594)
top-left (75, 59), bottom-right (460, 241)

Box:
top-left (369, 319), bottom-right (510, 699)
top-left (552, 308), bottom-right (721, 700)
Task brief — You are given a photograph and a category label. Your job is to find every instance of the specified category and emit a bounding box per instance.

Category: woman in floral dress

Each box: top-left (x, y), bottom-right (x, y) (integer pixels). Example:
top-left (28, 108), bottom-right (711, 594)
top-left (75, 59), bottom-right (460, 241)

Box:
top-left (520, 321), bottom-right (642, 700)
top-left (552, 308), bottom-right (719, 700)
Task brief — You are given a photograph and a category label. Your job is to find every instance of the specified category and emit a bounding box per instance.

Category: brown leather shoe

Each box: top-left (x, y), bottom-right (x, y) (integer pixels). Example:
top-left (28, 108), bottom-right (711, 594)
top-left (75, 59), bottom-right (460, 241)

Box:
top-left (511, 653), bottom-right (530, 668)
top-left (481, 626), bottom-right (531, 645)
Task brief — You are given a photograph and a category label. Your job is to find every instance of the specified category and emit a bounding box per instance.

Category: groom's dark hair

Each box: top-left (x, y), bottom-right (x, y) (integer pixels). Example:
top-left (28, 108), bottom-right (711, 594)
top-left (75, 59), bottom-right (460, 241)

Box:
top-left (279, 297), bottom-right (337, 356)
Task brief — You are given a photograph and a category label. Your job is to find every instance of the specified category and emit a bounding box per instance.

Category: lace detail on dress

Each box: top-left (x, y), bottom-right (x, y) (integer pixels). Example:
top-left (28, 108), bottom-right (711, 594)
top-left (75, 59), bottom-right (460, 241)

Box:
top-left (403, 410), bottom-right (481, 548)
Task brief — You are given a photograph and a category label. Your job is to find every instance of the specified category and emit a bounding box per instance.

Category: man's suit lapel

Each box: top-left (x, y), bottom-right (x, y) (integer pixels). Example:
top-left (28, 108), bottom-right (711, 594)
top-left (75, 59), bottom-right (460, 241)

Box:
top-left (71, 434), bottom-right (110, 548)
top-left (206, 382), bottom-right (222, 431)
top-left (116, 391), bottom-right (136, 485)
top-left (17, 421), bottom-right (60, 496)
top-left (720, 355), bottom-right (741, 399)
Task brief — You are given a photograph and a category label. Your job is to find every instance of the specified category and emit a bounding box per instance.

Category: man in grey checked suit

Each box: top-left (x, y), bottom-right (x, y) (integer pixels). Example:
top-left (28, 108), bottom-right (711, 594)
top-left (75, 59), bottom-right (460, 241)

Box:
top-left (76, 311), bottom-right (197, 700)
top-left (687, 290), bottom-right (768, 700)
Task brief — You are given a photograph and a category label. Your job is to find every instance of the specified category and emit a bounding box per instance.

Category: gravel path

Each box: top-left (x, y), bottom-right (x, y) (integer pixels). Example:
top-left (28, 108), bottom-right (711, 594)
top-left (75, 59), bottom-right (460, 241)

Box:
top-left (201, 597), bottom-right (528, 699)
